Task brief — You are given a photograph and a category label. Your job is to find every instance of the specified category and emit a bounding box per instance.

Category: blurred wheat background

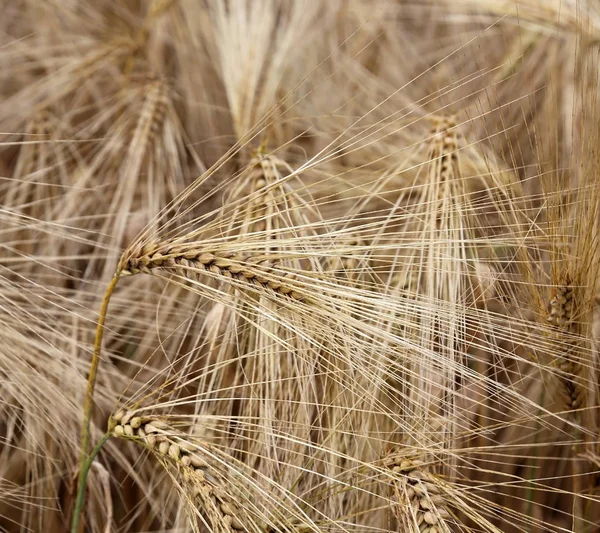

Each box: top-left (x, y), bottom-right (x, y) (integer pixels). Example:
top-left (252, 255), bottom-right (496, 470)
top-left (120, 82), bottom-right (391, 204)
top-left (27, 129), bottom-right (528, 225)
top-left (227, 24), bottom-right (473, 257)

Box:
top-left (2, 1), bottom-right (600, 532)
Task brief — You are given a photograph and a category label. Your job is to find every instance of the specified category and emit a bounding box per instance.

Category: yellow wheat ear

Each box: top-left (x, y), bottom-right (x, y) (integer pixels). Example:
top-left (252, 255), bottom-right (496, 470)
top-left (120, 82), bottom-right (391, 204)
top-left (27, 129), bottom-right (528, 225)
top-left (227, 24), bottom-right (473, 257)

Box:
top-left (121, 246), bottom-right (308, 302)
top-left (389, 457), bottom-right (452, 533)
top-left (110, 411), bottom-right (251, 532)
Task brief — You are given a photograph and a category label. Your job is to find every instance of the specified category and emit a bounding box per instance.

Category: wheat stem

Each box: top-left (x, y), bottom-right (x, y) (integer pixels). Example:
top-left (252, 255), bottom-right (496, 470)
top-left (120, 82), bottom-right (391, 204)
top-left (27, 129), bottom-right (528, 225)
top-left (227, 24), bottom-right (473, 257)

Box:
top-left (71, 433), bottom-right (111, 533)
top-left (72, 274), bottom-right (120, 533)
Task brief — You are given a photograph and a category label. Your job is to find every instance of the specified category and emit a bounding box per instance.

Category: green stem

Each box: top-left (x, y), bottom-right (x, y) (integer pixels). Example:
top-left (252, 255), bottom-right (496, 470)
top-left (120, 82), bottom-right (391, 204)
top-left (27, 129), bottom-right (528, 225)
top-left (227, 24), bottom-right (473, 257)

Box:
top-left (72, 274), bottom-right (119, 533)
top-left (71, 433), bottom-right (111, 533)
top-left (572, 423), bottom-right (583, 533)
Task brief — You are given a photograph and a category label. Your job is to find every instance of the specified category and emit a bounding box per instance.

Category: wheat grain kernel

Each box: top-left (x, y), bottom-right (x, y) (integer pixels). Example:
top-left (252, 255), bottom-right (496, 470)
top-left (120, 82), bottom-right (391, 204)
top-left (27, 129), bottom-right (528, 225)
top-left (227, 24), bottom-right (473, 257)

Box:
top-left (198, 253), bottom-right (215, 264)
top-left (220, 502), bottom-right (234, 515)
top-left (429, 495), bottom-right (444, 506)
top-left (420, 499), bottom-right (432, 510)
top-left (190, 455), bottom-right (208, 468)
top-left (408, 470), bottom-right (424, 481)
top-left (424, 482), bottom-right (439, 494)
top-left (437, 508), bottom-right (450, 519)
top-left (158, 441), bottom-right (170, 455)
top-left (168, 443), bottom-right (181, 460)
top-left (423, 511), bottom-right (436, 525)
top-left (121, 410), bottom-right (135, 425)
top-left (228, 263), bottom-right (243, 274)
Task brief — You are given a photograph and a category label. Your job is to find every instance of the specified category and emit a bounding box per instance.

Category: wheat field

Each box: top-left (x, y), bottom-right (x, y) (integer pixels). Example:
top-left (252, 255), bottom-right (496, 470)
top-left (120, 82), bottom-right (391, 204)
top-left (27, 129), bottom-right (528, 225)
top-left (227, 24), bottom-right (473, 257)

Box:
top-left (1, 1), bottom-right (600, 532)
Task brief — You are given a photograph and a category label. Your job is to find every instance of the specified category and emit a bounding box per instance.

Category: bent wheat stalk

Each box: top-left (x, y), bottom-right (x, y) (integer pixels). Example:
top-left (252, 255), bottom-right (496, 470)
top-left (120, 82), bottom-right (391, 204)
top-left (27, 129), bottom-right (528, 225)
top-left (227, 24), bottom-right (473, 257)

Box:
top-left (72, 274), bottom-right (120, 533)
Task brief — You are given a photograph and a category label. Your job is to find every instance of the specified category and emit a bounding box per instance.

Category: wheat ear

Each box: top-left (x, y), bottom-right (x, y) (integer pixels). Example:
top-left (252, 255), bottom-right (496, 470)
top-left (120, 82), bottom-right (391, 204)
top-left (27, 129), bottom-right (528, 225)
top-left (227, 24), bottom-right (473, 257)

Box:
top-left (546, 281), bottom-right (588, 531)
top-left (120, 244), bottom-right (309, 302)
top-left (388, 456), bottom-right (451, 533)
top-left (547, 283), bottom-right (586, 411)
top-left (110, 410), bottom-right (248, 532)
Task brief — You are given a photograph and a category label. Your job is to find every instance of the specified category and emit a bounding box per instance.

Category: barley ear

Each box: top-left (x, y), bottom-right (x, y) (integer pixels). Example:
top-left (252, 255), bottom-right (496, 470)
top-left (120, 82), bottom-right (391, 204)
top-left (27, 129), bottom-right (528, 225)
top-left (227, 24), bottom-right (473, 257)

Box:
top-left (390, 457), bottom-right (452, 533)
top-left (110, 411), bottom-right (251, 532)
top-left (547, 281), bottom-right (588, 532)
